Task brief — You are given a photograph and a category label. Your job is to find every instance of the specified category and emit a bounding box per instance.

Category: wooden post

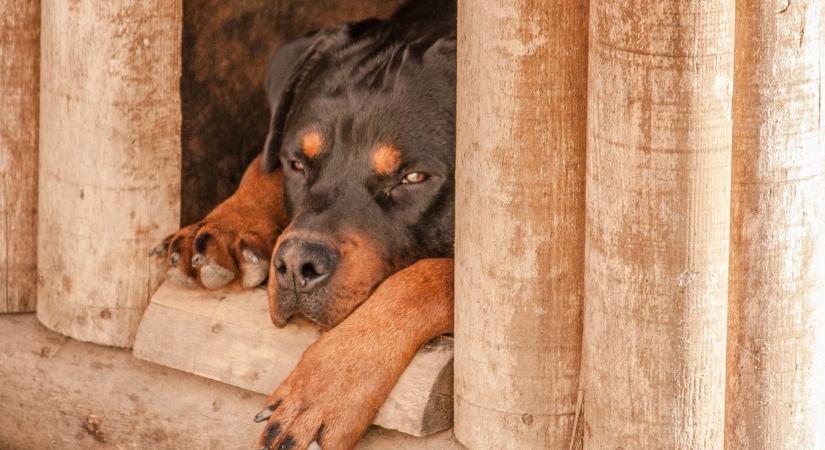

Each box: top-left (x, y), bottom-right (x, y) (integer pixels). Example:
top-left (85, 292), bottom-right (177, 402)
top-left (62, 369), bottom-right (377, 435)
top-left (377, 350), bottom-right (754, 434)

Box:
top-left (37, 0), bottom-right (182, 347)
top-left (726, 2), bottom-right (825, 448)
top-left (581, 1), bottom-right (734, 448)
top-left (454, 1), bottom-right (588, 448)
top-left (0, 0), bottom-right (39, 313)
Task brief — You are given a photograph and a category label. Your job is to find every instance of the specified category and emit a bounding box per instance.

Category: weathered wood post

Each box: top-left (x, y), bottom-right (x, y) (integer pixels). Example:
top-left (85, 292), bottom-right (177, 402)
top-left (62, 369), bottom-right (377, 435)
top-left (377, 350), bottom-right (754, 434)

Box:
top-left (726, 2), bottom-right (825, 447)
top-left (581, 1), bottom-right (735, 448)
top-left (454, 1), bottom-right (588, 448)
top-left (0, 0), bottom-right (39, 313)
top-left (37, 0), bottom-right (182, 347)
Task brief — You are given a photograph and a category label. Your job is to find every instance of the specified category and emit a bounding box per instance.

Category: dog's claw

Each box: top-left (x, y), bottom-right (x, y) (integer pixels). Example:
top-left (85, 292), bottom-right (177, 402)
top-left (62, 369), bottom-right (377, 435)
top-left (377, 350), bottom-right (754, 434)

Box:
top-left (149, 243), bottom-right (166, 257)
top-left (242, 247), bottom-right (260, 264)
top-left (191, 253), bottom-right (206, 268)
top-left (240, 243), bottom-right (267, 288)
top-left (254, 408), bottom-right (273, 423)
top-left (278, 436), bottom-right (295, 450)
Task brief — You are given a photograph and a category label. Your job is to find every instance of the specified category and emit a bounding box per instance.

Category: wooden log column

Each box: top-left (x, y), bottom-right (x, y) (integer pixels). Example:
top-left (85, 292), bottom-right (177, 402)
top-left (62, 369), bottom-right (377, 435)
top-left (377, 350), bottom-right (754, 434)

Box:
top-left (726, 2), bottom-right (825, 448)
top-left (37, 0), bottom-right (182, 347)
top-left (0, 0), bottom-right (39, 313)
top-left (454, 1), bottom-right (588, 448)
top-left (581, 1), bottom-right (735, 448)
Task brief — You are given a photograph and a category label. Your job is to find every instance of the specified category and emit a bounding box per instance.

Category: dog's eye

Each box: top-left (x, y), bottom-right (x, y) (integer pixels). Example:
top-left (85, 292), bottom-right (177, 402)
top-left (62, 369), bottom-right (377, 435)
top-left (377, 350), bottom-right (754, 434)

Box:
top-left (401, 172), bottom-right (427, 184)
top-left (290, 160), bottom-right (305, 172)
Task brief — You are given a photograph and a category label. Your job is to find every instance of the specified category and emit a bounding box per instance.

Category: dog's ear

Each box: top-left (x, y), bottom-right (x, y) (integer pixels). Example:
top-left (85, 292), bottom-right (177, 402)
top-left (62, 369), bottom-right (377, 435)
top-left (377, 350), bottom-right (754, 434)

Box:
top-left (260, 27), bottom-right (348, 173)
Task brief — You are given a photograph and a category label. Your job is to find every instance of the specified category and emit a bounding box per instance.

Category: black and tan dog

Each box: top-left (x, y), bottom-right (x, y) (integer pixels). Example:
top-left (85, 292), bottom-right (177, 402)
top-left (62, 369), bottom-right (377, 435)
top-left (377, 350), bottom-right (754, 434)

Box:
top-left (157, 1), bottom-right (456, 448)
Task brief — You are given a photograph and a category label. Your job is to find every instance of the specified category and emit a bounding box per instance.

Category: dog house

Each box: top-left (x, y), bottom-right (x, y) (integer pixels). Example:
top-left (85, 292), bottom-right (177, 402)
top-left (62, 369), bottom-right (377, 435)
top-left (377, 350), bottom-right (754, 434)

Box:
top-left (1, 0), bottom-right (823, 449)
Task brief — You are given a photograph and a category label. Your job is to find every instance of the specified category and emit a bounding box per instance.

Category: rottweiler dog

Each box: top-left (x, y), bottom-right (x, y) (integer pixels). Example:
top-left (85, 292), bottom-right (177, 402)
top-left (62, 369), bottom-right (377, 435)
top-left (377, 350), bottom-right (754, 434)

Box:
top-left (157, 1), bottom-right (455, 448)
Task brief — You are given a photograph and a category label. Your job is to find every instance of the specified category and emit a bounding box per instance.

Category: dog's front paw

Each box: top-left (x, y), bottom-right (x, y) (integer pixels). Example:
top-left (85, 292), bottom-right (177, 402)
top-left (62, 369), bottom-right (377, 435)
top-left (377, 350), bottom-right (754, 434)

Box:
top-left (153, 218), bottom-right (274, 290)
top-left (255, 340), bottom-right (384, 450)
top-left (152, 160), bottom-right (287, 290)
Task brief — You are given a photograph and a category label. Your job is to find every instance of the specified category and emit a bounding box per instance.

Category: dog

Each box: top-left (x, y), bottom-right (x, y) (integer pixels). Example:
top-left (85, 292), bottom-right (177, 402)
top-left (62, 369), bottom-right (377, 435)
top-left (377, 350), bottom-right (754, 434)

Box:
top-left (157, 1), bottom-right (455, 448)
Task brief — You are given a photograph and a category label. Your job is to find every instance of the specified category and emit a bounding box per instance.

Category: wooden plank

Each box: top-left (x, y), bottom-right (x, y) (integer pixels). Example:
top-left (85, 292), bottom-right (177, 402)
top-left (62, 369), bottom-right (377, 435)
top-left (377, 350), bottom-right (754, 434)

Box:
top-left (133, 281), bottom-right (454, 437)
top-left (0, 0), bottom-right (39, 313)
top-left (0, 313), bottom-right (460, 450)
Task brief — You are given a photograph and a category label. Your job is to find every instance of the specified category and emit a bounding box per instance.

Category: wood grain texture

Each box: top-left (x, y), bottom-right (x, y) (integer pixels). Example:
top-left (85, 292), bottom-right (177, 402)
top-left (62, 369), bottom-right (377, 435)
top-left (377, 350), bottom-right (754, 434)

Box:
top-left (133, 281), bottom-right (454, 437)
top-left (726, 2), bottom-right (825, 448)
top-left (0, 314), bottom-right (461, 450)
top-left (454, 1), bottom-right (588, 448)
top-left (581, 1), bottom-right (735, 448)
top-left (0, 0), bottom-right (39, 313)
top-left (36, 0), bottom-right (182, 347)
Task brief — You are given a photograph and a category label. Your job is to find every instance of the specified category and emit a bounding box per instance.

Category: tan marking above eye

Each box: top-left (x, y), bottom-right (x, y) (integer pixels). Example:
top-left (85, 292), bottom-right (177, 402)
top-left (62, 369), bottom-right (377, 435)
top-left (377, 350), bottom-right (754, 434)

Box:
top-left (301, 132), bottom-right (324, 159)
top-left (372, 145), bottom-right (402, 176)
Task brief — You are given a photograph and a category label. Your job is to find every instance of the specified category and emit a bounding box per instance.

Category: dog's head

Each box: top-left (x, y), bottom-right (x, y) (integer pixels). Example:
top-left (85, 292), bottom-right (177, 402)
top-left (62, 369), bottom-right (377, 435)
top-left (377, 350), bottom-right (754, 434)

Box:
top-left (260, 17), bottom-right (456, 328)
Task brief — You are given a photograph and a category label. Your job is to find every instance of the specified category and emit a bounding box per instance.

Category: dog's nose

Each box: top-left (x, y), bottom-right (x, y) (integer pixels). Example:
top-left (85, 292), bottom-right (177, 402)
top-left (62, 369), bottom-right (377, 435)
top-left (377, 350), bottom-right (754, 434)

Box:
top-left (275, 239), bottom-right (337, 293)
